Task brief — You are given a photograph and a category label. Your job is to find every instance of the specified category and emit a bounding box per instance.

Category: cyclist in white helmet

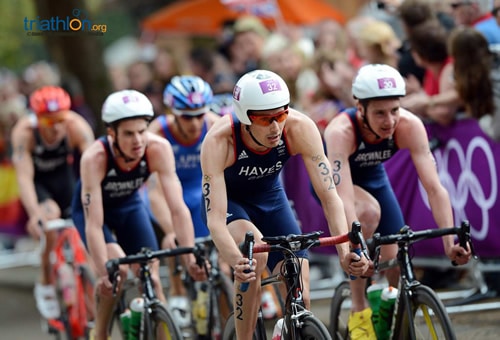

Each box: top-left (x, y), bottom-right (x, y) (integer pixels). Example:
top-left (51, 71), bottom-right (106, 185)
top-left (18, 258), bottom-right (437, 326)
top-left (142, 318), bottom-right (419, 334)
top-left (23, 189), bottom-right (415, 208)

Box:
top-left (324, 64), bottom-right (471, 340)
top-left (71, 89), bottom-right (206, 339)
top-left (200, 69), bottom-right (369, 340)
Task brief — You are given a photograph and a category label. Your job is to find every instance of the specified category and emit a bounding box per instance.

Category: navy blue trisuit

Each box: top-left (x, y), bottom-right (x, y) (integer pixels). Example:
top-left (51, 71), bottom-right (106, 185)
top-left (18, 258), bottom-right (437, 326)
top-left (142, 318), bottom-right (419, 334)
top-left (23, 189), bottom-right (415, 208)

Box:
top-left (343, 107), bottom-right (405, 236)
top-left (32, 116), bottom-right (75, 218)
top-left (72, 136), bottom-right (159, 255)
top-left (201, 113), bottom-right (308, 271)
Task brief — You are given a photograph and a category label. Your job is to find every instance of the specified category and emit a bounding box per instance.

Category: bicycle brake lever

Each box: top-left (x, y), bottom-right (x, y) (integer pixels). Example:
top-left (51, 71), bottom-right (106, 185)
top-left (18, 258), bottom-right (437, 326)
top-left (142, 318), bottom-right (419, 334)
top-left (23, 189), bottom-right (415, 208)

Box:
top-left (452, 220), bottom-right (477, 266)
top-left (239, 231), bottom-right (254, 292)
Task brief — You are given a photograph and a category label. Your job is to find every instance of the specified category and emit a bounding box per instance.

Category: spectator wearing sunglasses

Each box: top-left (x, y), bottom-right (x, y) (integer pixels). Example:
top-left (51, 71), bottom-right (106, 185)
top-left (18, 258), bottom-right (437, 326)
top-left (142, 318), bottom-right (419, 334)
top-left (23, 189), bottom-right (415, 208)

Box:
top-left (448, 0), bottom-right (500, 46)
top-left (199, 69), bottom-right (369, 340)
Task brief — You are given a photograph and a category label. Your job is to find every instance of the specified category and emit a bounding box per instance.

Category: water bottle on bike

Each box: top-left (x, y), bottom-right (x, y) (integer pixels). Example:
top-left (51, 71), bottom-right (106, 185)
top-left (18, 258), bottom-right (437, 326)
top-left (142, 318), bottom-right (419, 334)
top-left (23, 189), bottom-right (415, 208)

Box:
top-left (377, 286), bottom-right (398, 340)
top-left (128, 297), bottom-right (144, 340)
top-left (366, 281), bottom-right (388, 334)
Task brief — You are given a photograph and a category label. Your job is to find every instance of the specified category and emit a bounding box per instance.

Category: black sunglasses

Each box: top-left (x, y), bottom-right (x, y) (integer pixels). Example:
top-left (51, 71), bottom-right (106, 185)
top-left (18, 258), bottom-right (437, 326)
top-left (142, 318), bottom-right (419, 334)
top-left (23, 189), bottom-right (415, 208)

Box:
top-left (450, 1), bottom-right (471, 9)
top-left (179, 113), bottom-right (205, 120)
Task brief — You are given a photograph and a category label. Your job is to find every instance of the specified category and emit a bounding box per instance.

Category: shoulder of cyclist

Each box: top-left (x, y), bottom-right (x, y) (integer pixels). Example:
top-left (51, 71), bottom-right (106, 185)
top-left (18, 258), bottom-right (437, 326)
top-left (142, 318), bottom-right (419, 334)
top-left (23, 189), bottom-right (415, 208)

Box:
top-left (64, 110), bottom-right (95, 151)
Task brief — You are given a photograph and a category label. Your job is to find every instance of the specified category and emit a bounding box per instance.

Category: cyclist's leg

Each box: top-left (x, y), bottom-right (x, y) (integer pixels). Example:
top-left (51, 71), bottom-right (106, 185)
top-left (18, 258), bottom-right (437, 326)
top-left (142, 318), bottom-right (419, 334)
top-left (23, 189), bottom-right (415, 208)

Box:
top-left (348, 186), bottom-right (380, 339)
top-left (39, 199), bottom-right (62, 283)
top-left (92, 242), bottom-right (126, 339)
top-left (371, 183), bottom-right (405, 288)
top-left (72, 201), bottom-right (125, 339)
top-left (227, 219), bottom-right (267, 340)
top-left (34, 198), bottom-right (63, 319)
top-left (114, 203), bottom-right (166, 302)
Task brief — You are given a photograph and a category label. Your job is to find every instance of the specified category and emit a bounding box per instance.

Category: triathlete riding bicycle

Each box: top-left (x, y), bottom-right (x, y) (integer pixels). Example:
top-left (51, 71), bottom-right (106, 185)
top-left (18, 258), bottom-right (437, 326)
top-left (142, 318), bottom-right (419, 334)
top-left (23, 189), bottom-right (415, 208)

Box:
top-left (323, 64), bottom-right (472, 340)
top-left (10, 85), bottom-right (94, 321)
top-left (71, 89), bottom-right (206, 339)
top-left (200, 69), bottom-right (369, 340)
top-left (148, 75), bottom-right (221, 326)
top-left (149, 75), bottom-right (221, 239)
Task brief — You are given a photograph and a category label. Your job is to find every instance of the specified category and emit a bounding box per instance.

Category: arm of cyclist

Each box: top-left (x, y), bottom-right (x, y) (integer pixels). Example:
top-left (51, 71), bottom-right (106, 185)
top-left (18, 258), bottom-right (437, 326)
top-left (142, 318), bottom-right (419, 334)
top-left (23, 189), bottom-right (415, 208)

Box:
top-left (80, 142), bottom-right (118, 296)
top-left (147, 134), bottom-right (206, 281)
top-left (397, 110), bottom-right (471, 265)
top-left (324, 114), bottom-right (375, 274)
top-left (145, 173), bottom-right (177, 250)
top-left (66, 111), bottom-right (95, 153)
top-left (200, 118), bottom-right (257, 284)
top-left (291, 112), bottom-right (368, 277)
top-left (11, 117), bottom-right (45, 239)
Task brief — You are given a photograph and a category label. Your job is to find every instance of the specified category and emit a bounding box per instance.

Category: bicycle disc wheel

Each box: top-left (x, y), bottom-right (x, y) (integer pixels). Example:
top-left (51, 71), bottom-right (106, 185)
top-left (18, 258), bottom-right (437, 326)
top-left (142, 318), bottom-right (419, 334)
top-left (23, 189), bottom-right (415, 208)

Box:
top-left (144, 303), bottom-right (183, 340)
top-left (221, 312), bottom-right (263, 340)
top-left (329, 281), bottom-right (351, 340)
top-left (299, 315), bottom-right (332, 339)
top-left (395, 285), bottom-right (455, 340)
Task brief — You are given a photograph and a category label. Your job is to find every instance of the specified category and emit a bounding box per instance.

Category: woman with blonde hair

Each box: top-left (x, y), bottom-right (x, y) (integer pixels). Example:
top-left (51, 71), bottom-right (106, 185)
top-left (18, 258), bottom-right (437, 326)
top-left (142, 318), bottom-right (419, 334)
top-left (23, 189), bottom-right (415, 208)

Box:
top-left (356, 19), bottom-right (402, 68)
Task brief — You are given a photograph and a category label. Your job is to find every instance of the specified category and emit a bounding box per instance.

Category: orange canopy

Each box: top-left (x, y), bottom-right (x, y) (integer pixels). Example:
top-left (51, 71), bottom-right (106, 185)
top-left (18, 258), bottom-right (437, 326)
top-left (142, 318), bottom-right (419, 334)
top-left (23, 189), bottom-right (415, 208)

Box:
top-left (141, 0), bottom-right (345, 36)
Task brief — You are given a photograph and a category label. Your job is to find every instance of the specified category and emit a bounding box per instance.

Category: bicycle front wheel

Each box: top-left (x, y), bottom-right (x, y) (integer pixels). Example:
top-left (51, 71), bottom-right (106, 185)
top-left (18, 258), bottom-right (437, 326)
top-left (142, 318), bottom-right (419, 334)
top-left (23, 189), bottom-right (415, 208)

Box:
top-left (395, 284), bottom-right (455, 340)
top-left (299, 315), bottom-right (332, 339)
top-left (144, 303), bottom-right (183, 340)
top-left (329, 280), bottom-right (351, 340)
top-left (208, 272), bottom-right (234, 338)
top-left (222, 312), bottom-right (264, 340)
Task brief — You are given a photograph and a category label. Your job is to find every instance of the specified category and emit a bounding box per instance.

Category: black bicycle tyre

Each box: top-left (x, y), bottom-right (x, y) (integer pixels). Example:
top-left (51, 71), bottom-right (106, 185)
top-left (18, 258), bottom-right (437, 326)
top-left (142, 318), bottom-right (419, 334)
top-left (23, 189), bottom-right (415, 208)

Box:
top-left (328, 280), bottom-right (351, 340)
top-left (394, 284), bottom-right (455, 340)
top-left (144, 303), bottom-right (183, 340)
top-left (222, 311), bottom-right (263, 340)
top-left (299, 315), bottom-right (332, 339)
top-left (208, 271), bottom-right (234, 338)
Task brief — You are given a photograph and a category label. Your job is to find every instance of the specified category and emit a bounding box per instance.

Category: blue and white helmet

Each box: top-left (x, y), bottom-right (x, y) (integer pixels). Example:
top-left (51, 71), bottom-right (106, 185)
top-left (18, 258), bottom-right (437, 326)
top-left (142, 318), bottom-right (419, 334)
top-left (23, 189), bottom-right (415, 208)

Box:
top-left (163, 75), bottom-right (213, 116)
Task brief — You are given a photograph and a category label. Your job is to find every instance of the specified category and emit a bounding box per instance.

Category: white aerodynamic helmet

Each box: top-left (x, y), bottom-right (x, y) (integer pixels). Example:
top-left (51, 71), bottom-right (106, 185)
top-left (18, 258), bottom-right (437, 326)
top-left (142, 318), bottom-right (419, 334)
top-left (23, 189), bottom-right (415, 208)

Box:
top-left (232, 69), bottom-right (290, 125)
top-left (102, 89), bottom-right (154, 124)
top-left (352, 64), bottom-right (406, 100)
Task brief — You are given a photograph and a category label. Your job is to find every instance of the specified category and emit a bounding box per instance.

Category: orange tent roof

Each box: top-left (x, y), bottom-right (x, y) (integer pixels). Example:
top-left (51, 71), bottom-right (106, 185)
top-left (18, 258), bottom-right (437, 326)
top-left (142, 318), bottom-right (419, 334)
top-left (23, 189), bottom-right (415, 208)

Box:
top-left (142, 0), bottom-right (345, 36)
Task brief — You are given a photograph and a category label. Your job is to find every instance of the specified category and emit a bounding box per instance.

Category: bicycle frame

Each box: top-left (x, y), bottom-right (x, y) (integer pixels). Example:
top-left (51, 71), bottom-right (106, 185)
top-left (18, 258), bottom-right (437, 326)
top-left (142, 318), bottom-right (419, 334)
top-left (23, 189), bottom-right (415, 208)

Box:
top-left (106, 245), bottom-right (206, 339)
top-left (43, 219), bottom-right (95, 339)
top-left (242, 222), bottom-right (368, 340)
top-left (261, 249), bottom-right (314, 339)
top-left (369, 221), bottom-right (476, 339)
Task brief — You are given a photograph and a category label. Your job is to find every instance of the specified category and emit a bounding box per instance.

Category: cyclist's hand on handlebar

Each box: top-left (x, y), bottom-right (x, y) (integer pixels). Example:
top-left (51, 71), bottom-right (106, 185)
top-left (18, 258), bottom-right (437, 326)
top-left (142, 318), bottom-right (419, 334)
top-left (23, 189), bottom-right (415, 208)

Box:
top-left (27, 216), bottom-right (45, 239)
top-left (187, 257), bottom-right (208, 281)
top-left (160, 232), bottom-right (177, 250)
top-left (233, 257), bottom-right (256, 284)
top-left (96, 273), bottom-right (115, 297)
top-left (343, 251), bottom-right (370, 279)
top-left (447, 243), bottom-right (471, 266)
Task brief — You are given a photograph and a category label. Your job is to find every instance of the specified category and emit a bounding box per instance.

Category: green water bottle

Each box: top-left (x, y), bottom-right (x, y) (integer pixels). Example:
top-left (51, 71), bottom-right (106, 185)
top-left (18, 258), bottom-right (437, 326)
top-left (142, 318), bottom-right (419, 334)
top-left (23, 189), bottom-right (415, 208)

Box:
top-left (366, 282), bottom-right (387, 331)
top-left (377, 286), bottom-right (398, 340)
top-left (119, 309), bottom-right (131, 339)
top-left (128, 297), bottom-right (144, 340)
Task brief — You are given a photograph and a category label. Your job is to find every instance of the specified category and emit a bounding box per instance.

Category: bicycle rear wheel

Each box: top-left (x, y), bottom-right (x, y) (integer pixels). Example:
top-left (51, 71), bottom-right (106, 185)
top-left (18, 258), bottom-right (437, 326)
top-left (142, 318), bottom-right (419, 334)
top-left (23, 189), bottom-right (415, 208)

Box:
top-left (329, 280), bottom-right (351, 340)
top-left (144, 303), bottom-right (183, 340)
top-left (299, 315), bottom-right (332, 339)
top-left (394, 284), bottom-right (455, 340)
